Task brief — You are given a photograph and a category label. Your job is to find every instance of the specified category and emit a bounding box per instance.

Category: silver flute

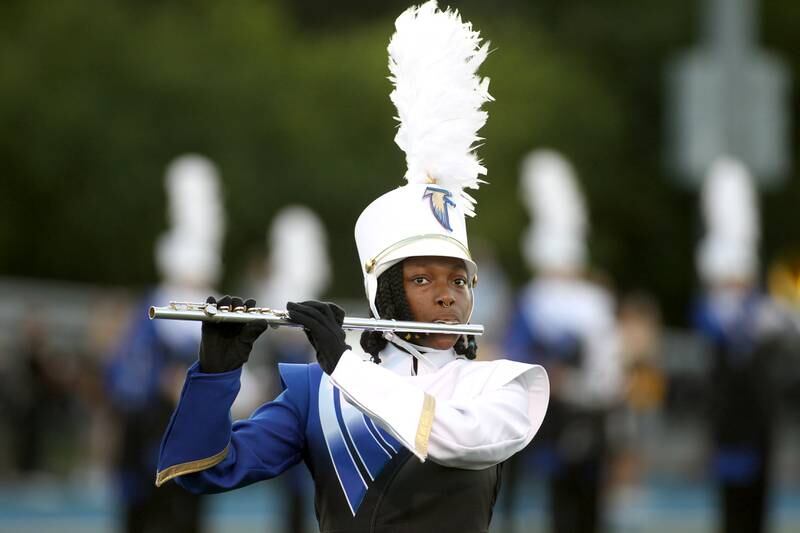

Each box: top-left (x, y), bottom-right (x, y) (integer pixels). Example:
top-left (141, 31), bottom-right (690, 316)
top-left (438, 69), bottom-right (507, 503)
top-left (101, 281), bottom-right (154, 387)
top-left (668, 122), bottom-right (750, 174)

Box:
top-left (149, 301), bottom-right (484, 336)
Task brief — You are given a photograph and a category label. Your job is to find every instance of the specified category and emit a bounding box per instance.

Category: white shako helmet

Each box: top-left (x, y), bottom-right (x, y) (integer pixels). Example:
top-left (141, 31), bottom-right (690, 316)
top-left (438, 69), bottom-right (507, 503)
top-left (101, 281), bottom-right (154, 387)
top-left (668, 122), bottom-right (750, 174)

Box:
top-left (354, 1), bottom-right (492, 319)
top-left (355, 183), bottom-right (477, 319)
top-left (696, 156), bottom-right (760, 285)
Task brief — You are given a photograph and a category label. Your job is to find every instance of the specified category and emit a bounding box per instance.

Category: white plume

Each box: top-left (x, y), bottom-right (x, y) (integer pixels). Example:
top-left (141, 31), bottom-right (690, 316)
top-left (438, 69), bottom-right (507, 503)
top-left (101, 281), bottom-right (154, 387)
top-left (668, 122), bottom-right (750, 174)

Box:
top-left (388, 0), bottom-right (493, 216)
top-left (155, 154), bottom-right (225, 286)
top-left (697, 156), bottom-right (760, 284)
top-left (258, 205), bottom-right (331, 306)
top-left (701, 157), bottom-right (759, 243)
top-left (520, 150), bottom-right (588, 272)
top-left (521, 150), bottom-right (586, 230)
top-left (165, 155), bottom-right (225, 245)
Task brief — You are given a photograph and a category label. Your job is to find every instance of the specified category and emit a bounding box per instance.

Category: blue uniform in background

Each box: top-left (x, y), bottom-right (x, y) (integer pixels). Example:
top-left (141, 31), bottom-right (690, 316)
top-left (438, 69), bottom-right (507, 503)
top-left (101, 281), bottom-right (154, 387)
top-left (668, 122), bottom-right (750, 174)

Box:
top-left (693, 289), bottom-right (777, 533)
top-left (107, 293), bottom-right (205, 533)
top-left (501, 279), bottom-right (620, 533)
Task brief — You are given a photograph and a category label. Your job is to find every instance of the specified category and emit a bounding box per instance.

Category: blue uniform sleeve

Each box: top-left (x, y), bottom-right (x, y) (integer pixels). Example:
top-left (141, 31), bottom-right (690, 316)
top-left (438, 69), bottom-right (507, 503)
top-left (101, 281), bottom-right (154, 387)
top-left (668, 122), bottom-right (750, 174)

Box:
top-left (156, 362), bottom-right (310, 494)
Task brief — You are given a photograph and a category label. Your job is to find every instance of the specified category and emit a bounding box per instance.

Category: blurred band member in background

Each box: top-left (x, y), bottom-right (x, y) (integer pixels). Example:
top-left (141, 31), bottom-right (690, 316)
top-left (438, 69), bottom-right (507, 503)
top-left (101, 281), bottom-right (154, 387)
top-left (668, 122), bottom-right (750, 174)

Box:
top-left (504, 150), bottom-right (623, 533)
top-left (252, 205), bottom-right (331, 533)
top-left (106, 155), bottom-right (224, 533)
top-left (611, 291), bottom-right (666, 530)
top-left (153, 3), bottom-right (549, 531)
top-left (692, 157), bottom-right (781, 533)
top-left (5, 316), bottom-right (68, 476)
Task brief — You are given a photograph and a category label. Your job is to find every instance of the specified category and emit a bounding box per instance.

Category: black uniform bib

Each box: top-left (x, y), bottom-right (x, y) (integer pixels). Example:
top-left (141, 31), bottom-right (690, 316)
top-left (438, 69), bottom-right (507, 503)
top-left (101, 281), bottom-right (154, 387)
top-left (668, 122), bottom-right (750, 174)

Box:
top-left (313, 449), bottom-right (503, 533)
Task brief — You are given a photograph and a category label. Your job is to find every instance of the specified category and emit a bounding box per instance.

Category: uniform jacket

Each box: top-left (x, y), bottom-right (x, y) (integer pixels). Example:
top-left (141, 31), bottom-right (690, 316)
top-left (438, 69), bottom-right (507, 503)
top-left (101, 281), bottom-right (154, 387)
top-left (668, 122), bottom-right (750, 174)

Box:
top-left (156, 343), bottom-right (549, 532)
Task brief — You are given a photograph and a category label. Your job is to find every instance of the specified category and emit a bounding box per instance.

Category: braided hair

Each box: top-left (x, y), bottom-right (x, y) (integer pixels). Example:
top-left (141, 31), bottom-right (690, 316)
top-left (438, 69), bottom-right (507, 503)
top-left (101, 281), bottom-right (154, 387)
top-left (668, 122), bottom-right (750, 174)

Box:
top-left (360, 260), bottom-right (478, 362)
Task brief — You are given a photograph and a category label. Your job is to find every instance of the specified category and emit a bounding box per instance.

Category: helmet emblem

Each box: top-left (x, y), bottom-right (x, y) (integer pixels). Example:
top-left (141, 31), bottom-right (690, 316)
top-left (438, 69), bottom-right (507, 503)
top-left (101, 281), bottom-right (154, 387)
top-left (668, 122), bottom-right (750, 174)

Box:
top-left (423, 186), bottom-right (455, 232)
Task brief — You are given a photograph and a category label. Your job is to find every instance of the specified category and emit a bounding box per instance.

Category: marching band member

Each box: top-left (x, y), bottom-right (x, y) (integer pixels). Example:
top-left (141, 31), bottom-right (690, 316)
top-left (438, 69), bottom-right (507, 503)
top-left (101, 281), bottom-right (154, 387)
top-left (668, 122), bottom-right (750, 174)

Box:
top-left (155, 3), bottom-right (549, 531)
top-left (254, 205), bottom-right (331, 533)
top-left (107, 154), bottom-right (224, 532)
top-left (692, 157), bottom-right (780, 533)
top-left (503, 150), bottom-right (623, 533)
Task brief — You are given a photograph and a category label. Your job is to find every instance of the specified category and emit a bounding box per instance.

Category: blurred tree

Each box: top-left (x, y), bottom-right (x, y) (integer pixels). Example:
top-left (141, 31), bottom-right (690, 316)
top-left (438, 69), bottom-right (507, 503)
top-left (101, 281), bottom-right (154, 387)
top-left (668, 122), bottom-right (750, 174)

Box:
top-left (0, 0), bottom-right (797, 324)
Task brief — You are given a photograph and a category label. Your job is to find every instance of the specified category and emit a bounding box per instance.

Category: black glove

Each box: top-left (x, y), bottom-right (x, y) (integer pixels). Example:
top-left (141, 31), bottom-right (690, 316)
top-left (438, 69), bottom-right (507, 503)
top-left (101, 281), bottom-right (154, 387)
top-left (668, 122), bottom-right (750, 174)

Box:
top-left (287, 300), bottom-right (350, 375)
top-left (199, 295), bottom-right (268, 373)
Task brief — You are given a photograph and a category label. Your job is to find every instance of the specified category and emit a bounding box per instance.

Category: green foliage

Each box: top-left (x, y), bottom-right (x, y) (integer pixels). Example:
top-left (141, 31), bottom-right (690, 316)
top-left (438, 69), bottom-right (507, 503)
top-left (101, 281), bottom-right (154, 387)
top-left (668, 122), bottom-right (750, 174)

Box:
top-left (1, 0), bottom-right (797, 324)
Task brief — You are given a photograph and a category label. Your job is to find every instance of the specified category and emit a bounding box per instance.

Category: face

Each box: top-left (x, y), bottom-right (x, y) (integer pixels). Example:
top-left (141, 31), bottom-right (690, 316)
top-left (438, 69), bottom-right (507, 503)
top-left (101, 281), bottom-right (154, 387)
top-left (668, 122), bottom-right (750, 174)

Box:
top-left (402, 256), bottom-right (473, 350)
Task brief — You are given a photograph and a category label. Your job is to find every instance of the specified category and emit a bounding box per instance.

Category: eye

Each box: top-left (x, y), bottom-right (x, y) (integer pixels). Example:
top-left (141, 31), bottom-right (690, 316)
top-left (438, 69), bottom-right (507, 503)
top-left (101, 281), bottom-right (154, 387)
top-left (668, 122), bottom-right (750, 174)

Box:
top-left (413, 276), bottom-right (429, 285)
top-left (453, 277), bottom-right (467, 287)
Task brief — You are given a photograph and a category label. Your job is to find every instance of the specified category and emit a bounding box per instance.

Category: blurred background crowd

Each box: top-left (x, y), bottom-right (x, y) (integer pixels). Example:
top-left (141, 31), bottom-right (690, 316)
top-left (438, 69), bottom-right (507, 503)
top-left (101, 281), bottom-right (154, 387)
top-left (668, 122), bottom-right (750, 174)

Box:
top-left (1, 0), bottom-right (799, 531)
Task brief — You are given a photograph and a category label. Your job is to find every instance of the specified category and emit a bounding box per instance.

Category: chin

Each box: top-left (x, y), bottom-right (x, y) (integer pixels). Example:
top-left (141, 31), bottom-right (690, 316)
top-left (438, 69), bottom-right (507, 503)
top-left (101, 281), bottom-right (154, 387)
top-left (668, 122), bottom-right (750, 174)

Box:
top-left (425, 334), bottom-right (458, 350)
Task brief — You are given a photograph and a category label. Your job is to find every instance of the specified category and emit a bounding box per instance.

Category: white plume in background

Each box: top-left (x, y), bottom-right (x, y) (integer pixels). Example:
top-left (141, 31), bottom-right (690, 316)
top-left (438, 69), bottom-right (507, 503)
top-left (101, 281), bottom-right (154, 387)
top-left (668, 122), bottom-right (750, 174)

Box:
top-left (258, 205), bottom-right (331, 307)
top-left (697, 156), bottom-right (760, 284)
top-left (388, 0), bottom-right (493, 216)
top-left (156, 154), bottom-right (225, 287)
top-left (701, 157), bottom-right (759, 243)
top-left (520, 151), bottom-right (586, 229)
top-left (520, 149), bottom-right (588, 272)
top-left (165, 155), bottom-right (225, 244)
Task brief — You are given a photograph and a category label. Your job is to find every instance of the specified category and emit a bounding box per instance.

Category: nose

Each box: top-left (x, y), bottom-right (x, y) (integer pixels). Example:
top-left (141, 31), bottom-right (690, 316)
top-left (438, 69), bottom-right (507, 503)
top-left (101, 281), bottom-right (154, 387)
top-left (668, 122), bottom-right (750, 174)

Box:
top-left (436, 292), bottom-right (455, 309)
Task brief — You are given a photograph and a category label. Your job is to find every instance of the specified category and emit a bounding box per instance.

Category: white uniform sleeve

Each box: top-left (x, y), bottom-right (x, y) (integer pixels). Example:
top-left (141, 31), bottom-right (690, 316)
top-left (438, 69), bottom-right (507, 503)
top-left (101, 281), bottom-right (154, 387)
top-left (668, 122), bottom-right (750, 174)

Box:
top-left (330, 350), bottom-right (549, 470)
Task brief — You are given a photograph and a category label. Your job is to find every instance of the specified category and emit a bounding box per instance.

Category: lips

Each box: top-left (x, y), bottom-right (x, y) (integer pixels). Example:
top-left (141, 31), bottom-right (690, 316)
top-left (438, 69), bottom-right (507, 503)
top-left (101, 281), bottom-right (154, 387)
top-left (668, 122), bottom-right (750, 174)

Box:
top-left (433, 317), bottom-right (462, 324)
